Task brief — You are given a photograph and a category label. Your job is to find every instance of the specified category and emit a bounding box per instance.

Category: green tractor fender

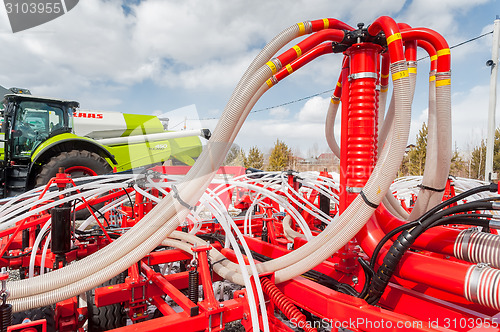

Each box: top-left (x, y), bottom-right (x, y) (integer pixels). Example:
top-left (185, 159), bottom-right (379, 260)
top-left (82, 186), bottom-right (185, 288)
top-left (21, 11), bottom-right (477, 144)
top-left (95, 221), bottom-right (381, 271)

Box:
top-left (27, 133), bottom-right (117, 187)
top-left (31, 133), bottom-right (117, 165)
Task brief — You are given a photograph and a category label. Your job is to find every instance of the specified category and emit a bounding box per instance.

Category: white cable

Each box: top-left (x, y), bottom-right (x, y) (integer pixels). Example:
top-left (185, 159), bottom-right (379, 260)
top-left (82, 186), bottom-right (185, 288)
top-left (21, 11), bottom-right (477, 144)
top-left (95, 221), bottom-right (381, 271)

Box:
top-left (28, 219), bottom-right (51, 279)
top-left (200, 192), bottom-right (269, 332)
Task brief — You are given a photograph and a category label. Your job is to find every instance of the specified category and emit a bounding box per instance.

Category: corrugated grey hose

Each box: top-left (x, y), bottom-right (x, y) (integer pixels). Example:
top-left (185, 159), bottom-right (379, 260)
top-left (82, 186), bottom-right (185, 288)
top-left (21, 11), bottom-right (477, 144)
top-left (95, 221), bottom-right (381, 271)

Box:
top-left (419, 72), bottom-right (451, 215)
top-left (148, 55), bottom-right (413, 288)
top-left (325, 97), bottom-right (341, 158)
top-left (409, 69), bottom-right (439, 219)
top-left (240, 61), bottom-right (412, 283)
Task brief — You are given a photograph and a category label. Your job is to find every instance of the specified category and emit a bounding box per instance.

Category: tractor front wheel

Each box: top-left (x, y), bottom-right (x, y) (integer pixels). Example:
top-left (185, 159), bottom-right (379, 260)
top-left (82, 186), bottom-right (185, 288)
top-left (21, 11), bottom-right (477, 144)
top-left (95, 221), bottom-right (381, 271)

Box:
top-left (35, 150), bottom-right (112, 187)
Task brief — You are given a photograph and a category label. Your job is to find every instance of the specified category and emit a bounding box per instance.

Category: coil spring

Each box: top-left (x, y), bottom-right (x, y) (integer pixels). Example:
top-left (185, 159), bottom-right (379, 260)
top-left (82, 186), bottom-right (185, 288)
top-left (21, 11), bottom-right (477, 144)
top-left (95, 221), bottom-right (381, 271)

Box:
top-left (0, 303), bottom-right (12, 332)
top-left (260, 278), bottom-right (317, 332)
top-left (188, 269), bottom-right (199, 304)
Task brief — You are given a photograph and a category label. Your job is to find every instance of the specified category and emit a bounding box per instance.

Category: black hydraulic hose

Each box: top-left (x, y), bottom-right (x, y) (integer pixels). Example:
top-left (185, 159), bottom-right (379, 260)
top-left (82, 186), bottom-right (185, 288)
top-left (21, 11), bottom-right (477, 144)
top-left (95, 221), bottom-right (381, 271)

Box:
top-left (358, 258), bottom-right (375, 299)
top-left (123, 188), bottom-right (135, 218)
top-left (466, 196), bottom-right (500, 203)
top-left (368, 213), bottom-right (493, 271)
top-left (430, 213), bottom-right (492, 228)
top-left (366, 201), bottom-right (495, 304)
top-left (417, 183), bottom-right (496, 223)
top-left (369, 221), bottom-right (419, 269)
top-left (74, 198), bottom-right (111, 228)
top-left (412, 201), bottom-right (493, 236)
top-left (368, 184), bottom-right (497, 270)
top-left (2, 248), bottom-right (33, 259)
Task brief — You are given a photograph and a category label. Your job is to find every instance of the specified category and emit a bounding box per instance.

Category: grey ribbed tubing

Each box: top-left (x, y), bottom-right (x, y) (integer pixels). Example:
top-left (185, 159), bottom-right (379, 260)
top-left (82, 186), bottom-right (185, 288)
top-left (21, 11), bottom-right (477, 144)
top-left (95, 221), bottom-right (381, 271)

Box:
top-left (426, 72), bottom-right (452, 210)
top-left (378, 92), bottom-right (395, 152)
top-left (464, 265), bottom-right (500, 310)
top-left (409, 69), bottom-right (438, 219)
top-left (454, 229), bottom-right (500, 269)
top-left (282, 215), bottom-right (306, 241)
top-left (325, 98), bottom-right (341, 158)
top-left (248, 60), bottom-right (412, 282)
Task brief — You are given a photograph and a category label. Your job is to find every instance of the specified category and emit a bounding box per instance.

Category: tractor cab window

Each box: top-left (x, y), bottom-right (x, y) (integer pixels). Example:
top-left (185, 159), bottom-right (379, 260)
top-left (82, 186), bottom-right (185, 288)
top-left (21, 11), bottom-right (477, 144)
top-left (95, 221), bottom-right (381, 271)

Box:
top-left (12, 101), bottom-right (65, 158)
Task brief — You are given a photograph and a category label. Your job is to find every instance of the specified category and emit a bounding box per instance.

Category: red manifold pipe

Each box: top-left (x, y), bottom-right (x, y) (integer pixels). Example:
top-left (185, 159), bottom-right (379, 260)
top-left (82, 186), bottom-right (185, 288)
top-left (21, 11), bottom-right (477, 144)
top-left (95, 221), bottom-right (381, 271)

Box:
top-left (400, 28), bottom-right (450, 72)
top-left (274, 43), bottom-right (333, 82)
top-left (417, 40), bottom-right (438, 71)
top-left (398, 23), bottom-right (417, 62)
top-left (380, 53), bottom-right (390, 88)
top-left (310, 18), bottom-right (354, 32)
top-left (333, 74), bottom-right (342, 99)
top-left (276, 29), bottom-right (344, 67)
top-left (332, 56), bottom-right (348, 99)
top-left (368, 16), bottom-right (405, 63)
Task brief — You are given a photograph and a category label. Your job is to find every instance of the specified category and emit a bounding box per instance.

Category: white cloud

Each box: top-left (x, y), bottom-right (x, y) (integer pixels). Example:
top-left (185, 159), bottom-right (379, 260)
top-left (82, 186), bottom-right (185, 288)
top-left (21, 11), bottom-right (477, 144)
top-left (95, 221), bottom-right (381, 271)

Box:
top-left (269, 106), bottom-right (290, 119)
top-left (450, 84), bottom-right (495, 151)
top-left (0, 0), bottom-right (429, 98)
top-left (233, 96), bottom-right (340, 154)
top-left (0, 0), bottom-right (495, 158)
top-left (297, 96), bottom-right (331, 123)
top-left (397, 0), bottom-right (492, 35)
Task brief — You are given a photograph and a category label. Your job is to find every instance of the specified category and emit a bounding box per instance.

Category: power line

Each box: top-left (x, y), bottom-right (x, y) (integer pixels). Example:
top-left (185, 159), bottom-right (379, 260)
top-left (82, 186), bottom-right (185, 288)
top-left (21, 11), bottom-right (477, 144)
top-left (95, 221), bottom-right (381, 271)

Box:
top-left (198, 30), bottom-right (494, 121)
top-left (252, 88), bottom-right (335, 114)
top-left (417, 30), bottom-right (494, 61)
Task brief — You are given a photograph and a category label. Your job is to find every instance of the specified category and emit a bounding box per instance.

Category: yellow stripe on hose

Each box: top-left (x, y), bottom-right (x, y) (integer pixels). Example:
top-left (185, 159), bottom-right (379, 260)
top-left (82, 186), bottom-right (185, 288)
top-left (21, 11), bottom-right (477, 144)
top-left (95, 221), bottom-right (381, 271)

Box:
top-left (429, 75), bottom-right (436, 82)
top-left (387, 32), bottom-right (402, 45)
top-left (323, 18), bottom-right (329, 29)
top-left (430, 55), bottom-right (438, 61)
top-left (436, 79), bottom-right (451, 87)
top-left (381, 73), bottom-right (390, 79)
top-left (286, 64), bottom-right (293, 74)
top-left (437, 48), bottom-right (451, 57)
top-left (409, 67), bottom-right (417, 74)
top-left (331, 98), bottom-right (340, 104)
top-left (297, 22), bottom-right (306, 35)
top-left (266, 61), bottom-right (278, 74)
top-left (392, 70), bottom-right (409, 81)
top-left (336, 81), bottom-right (342, 87)
top-left (266, 79), bottom-right (274, 88)
top-left (293, 45), bottom-right (302, 57)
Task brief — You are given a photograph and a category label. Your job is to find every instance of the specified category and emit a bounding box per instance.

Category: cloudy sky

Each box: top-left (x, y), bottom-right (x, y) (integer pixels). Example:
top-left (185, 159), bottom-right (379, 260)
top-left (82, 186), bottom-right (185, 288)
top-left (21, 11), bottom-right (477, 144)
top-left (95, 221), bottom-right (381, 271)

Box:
top-left (0, 0), bottom-right (498, 157)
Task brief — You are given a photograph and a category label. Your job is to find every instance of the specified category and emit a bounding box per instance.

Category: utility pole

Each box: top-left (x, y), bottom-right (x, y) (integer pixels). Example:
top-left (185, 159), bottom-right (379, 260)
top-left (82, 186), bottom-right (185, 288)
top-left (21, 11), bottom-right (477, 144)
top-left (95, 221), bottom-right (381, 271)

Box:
top-left (485, 16), bottom-right (500, 181)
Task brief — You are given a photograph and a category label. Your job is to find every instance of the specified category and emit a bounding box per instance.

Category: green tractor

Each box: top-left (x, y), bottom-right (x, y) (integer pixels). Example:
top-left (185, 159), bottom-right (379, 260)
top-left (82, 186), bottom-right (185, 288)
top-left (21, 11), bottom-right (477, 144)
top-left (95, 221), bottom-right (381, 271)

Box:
top-left (0, 92), bottom-right (210, 197)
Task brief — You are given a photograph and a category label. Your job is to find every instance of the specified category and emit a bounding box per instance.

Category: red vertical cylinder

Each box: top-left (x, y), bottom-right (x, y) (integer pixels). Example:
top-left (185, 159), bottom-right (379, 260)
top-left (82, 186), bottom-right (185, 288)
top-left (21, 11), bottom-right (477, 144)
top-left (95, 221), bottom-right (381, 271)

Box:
top-left (341, 43), bottom-right (382, 210)
top-left (339, 60), bottom-right (350, 212)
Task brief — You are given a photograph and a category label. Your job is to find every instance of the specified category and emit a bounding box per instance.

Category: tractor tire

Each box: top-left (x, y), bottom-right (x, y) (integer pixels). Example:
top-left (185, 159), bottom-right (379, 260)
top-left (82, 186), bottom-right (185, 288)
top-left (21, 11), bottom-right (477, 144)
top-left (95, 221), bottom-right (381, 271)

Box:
top-left (86, 273), bottom-right (127, 331)
top-left (12, 306), bottom-right (55, 331)
top-left (35, 150), bottom-right (112, 187)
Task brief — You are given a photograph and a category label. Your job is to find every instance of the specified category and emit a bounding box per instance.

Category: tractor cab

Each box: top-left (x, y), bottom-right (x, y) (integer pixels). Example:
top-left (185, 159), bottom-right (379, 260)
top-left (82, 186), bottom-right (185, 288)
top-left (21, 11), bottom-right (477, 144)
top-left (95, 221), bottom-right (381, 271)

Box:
top-left (1, 94), bottom-right (78, 161)
top-left (0, 94), bottom-right (78, 197)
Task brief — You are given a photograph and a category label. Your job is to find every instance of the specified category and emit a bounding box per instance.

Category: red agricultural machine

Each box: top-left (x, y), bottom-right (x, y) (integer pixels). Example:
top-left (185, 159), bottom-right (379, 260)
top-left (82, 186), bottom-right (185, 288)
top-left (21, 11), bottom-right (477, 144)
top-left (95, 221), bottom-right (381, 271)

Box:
top-left (0, 15), bottom-right (499, 332)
